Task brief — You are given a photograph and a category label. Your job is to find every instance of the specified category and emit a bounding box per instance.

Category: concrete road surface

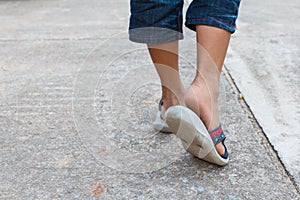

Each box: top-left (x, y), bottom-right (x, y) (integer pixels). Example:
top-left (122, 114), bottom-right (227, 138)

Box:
top-left (226, 0), bottom-right (300, 190)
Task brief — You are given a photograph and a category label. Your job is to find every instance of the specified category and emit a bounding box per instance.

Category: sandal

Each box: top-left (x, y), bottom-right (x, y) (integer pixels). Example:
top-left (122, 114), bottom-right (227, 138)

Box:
top-left (153, 99), bottom-right (172, 133)
top-left (165, 106), bottom-right (229, 166)
top-left (209, 124), bottom-right (229, 159)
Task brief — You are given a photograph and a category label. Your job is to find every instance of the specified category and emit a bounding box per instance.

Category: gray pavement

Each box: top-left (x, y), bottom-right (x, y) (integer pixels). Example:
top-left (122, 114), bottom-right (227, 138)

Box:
top-left (0, 0), bottom-right (299, 199)
top-left (225, 0), bottom-right (300, 190)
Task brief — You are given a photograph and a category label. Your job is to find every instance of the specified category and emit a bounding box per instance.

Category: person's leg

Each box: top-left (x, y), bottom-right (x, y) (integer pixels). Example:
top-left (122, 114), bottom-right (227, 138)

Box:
top-left (184, 0), bottom-right (240, 157)
top-left (184, 25), bottom-right (231, 156)
top-left (129, 0), bottom-right (185, 117)
top-left (148, 41), bottom-right (185, 116)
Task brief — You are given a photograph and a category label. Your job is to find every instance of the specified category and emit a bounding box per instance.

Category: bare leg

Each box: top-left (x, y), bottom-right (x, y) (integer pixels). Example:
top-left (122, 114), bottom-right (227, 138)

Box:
top-left (147, 41), bottom-right (185, 116)
top-left (185, 25), bottom-right (231, 155)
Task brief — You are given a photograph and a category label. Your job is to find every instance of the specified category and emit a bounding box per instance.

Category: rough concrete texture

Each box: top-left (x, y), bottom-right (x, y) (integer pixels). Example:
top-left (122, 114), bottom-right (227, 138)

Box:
top-left (0, 0), bottom-right (299, 199)
top-left (225, 0), bottom-right (300, 190)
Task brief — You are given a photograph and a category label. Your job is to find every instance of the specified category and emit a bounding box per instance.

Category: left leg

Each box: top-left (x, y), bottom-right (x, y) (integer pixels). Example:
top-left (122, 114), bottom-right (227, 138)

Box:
top-left (148, 41), bottom-right (185, 117)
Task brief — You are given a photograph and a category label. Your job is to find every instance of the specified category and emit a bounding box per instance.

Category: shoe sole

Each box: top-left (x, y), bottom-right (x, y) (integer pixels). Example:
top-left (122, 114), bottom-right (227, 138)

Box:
top-left (153, 111), bottom-right (172, 133)
top-left (165, 106), bottom-right (229, 166)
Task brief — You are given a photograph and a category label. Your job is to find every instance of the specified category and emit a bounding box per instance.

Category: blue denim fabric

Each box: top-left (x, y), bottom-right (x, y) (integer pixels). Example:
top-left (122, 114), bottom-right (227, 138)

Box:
top-left (129, 0), bottom-right (184, 44)
top-left (129, 0), bottom-right (241, 44)
top-left (185, 0), bottom-right (241, 33)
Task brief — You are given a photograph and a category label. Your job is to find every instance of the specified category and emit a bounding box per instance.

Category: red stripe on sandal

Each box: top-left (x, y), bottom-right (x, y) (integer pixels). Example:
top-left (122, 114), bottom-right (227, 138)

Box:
top-left (209, 127), bottom-right (223, 138)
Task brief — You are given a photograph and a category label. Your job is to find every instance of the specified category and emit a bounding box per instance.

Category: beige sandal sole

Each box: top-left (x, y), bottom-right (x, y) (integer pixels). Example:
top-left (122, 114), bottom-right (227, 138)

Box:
top-left (165, 106), bottom-right (229, 166)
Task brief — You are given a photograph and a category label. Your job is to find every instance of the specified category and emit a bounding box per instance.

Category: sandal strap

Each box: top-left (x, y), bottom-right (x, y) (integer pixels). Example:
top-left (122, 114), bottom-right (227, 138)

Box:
top-left (209, 124), bottom-right (226, 145)
top-left (158, 99), bottom-right (165, 120)
top-left (209, 125), bottom-right (228, 159)
top-left (158, 99), bottom-right (163, 111)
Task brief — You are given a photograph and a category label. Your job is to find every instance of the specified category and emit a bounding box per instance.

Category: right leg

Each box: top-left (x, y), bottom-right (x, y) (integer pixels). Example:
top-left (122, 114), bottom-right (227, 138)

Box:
top-left (184, 25), bottom-right (231, 156)
top-left (184, 0), bottom-right (240, 157)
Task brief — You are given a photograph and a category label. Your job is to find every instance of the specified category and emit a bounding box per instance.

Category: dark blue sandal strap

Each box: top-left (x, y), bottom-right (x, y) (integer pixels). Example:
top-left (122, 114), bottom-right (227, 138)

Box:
top-left (159, 99), bottom-right (163, 111)
top-left (159, 99), bottom-right (165, 120)
top-left (221, 140), bottom-right (229, 159)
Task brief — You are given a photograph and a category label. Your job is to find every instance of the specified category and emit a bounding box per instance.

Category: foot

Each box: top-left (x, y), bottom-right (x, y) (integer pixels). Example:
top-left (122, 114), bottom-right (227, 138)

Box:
top-left (153, 99), bottom-right (173, 133)
top-left (153, 86), bottom-right (185, 133)
top-left (184, 78), bottom-right (226, 156)
top-left (160, 86), bottom-right (185, 119)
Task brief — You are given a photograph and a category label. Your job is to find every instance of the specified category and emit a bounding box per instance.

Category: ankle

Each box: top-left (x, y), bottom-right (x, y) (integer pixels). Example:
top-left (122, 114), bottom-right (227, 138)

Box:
top-left (161, 86), bottom-right (185, 111)
top-left (184, 86), bottom-right (200, 116)
top-left (161, 93), bottom-right (180, 110)
top-left (192, 75), bottom-right (220, 101)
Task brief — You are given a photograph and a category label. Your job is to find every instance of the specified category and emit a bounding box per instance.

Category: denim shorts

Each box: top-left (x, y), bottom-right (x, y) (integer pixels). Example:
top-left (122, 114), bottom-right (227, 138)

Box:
top-left (129, 0), bottom-right (241, 44)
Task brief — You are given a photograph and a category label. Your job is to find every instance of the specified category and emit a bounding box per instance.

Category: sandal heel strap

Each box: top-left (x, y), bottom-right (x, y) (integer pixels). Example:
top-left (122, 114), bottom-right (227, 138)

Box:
top-left (159, 98), bottom-right (163, 111)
